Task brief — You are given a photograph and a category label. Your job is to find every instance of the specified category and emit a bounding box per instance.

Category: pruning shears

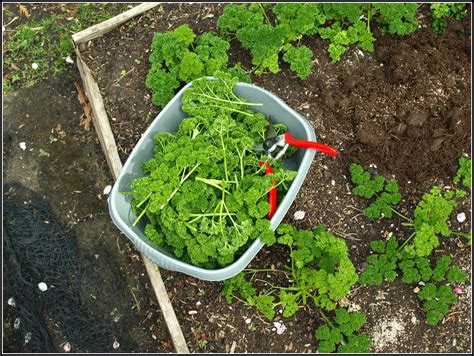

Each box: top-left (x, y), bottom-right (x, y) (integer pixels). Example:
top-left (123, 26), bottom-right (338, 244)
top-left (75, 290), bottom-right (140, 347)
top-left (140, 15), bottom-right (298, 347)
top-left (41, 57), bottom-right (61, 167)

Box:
top-left (254, 117), bottom-right (338, 219)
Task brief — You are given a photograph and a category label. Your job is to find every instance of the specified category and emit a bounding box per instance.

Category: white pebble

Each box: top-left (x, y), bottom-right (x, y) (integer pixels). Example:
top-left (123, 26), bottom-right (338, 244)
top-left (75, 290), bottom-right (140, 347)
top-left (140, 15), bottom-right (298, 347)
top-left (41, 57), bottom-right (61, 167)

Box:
top-left (413, 287), bottom-right (420, 293)
top-left (245, 318), bottom-right (251, 324)
top-left (294, 211), bottom-right (305, 220)
top-left (411, 316), bottom-right (418, 324)
top-left (19, 142), bottom-right (26, 150)
top-left (14, 318), bottom-right (20, 329)
top-left (38, 282), bottom-right (48, 292)
top-left (188, 310), bottom-right (198, 315)
top-left (331, 179), bottom-right (336, 186)
top-left (24, 332), bottom-right (32, 343)
top-left (65, 56), bottom-right (74, 64)
top-left (457, 212), bottom-right (466, 223)
top-left (31, 63), bottom-right (39, 70)
top-left (8, 297), bottom-right (16, 307)
top-left (103, 185), bottom-right (112, 195)
top-left (196, 301), bottom-right (201, 307)
top-left (112, 340), bottom-right (120, 349)
top-left (63, 342), bottom-right (72, 352)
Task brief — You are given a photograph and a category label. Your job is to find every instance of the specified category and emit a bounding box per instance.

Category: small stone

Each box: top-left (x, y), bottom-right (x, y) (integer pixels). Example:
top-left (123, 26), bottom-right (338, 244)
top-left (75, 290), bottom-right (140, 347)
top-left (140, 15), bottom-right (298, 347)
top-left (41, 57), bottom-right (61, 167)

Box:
top-left (406, 110), bottom-right (429, 127)
top-left (24, 332), bottom-right (32, 344)
top-left (19, 142), bottom-right (26, 150)
top-left (331, 179), bottom-right (336, 186)
top-left (38, 282), bottom-right (48, 292)
top-left (65, 56), bottom-right (74, 64)
top-left (8, 297), bottom-right (16, 307)
top-left (112, 340), bottom-right (120, 349)
top-left (103, 185), bottom-right (112, 195)
top-left (457, 212), bottom-right (466, 223)
top-left (31, 63), bottom-right (39, 70)
top-left (418, 281), bottom-right (425, 286)
top-left (63, 342), bottom-right (72, 352)
top-left (245, 318), bottom-right (251, 324)
top-left (196, 301), bottom-right (201, 307)
top-left (411, 316), bottom-right (418, 324)
top-left (413, 287), bottom-right (420, 293)
top-left (294, 211), bottom-right (305, 220)
top-left (188, 310), bottom-right (198, 315)
top-left (14, 318), bottom-right (20, 329)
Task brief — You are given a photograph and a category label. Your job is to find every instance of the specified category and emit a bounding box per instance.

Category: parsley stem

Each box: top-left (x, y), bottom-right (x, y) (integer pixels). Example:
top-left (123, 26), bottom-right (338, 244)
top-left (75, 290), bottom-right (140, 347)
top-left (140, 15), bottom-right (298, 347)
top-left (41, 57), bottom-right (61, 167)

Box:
top-left (208, 104), bottom-right (255, 116)
top-left (390, 207), bottom-right (412, 222)
top-left (132, 202), bottom-right (149, 227)
top-left (195, 92), bottom-right (262, 106)
top-left (449, 231), bottom-right (471, 238)
top-left (319, 311), bottom-right (336, 329)
top-left (243, 268), bottom-right (289, 274)
top-left (259, 3), bottom-right (271, 25)
top-left (189, 213), bottom-right (236, 217)
top-left (401, 222), bottom-right (414, 227)
top-left (398, 231), bottom-right (416, 251)
top-left (136, 192), bottom-right (152, 208)
top-left (367, 3), bottom-right (372, 32)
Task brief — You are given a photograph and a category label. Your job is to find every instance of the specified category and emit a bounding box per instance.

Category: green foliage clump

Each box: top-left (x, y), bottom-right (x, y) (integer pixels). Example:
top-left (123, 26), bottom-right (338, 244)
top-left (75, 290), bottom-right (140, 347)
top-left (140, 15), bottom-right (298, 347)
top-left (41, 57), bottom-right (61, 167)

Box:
top-left (146, 24), bottom-right (249, 107)
top-left (131, 73), bottom-right (297, 268)
top-left (218, 3), bottom-right (318, 78)
top-left (349, 164), bottom-right (401, 218)
top-left (222, 224), bottom-right (358, 319)
top-left (431, 3), bottom-right (468, 35)
top-left (372, 3), bottom-right (419, 35)
top-left (282, 45), bottom-right (314, 80)
top-left (360, 236), bottom-right (467, 326)
top-left (359, 236), bottom-right (398, 285)
top-left (453, 156), bottom-right (471, 188)
top-left (418, 283), bottom-right (458, 326)
top-left (406, 186), bottom-right (459, 257)
top-left (315, 308), bottom-right (372, 353)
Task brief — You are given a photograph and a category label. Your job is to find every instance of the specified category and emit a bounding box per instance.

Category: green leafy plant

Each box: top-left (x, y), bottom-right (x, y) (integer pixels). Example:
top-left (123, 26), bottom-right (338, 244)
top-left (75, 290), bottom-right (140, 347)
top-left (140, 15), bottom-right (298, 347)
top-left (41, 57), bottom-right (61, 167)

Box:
top-left (131, 72), bottom-right (296, 268)
top-left (418, 283), bottom-right (458, 325)
top-left (218, 3), bottom-right (318, 77)
top-left (453, 156), bottom-right (471, 188)
top-left (349, 164), bottom-right (401, 218)
top-left (315, 308), bottom-right (372, 353)
top-left (282, 45), bottom-right (314, 80)
top-left (222, 224), bottom-right (358, 319)
top-left (403, 187), bottom-right (468, 257)
top-left (372, 3), bottom-right (419, 35)
top-left (146, 24), bottom-right (250, 107)
top-left (431, 3), bottom-right (468, 35)
top-left (350, 163), bottom-right (470, 257)
top-left (360, 237), bottom-right (467, 325)
top-left (359, 236), bottom-right (398, 285)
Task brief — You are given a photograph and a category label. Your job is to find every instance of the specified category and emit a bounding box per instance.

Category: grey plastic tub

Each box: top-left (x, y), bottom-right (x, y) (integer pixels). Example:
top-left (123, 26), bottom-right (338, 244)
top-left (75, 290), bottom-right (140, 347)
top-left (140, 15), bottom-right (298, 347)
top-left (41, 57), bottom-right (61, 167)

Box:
top-left (108, 78), bottom-right (316, 281)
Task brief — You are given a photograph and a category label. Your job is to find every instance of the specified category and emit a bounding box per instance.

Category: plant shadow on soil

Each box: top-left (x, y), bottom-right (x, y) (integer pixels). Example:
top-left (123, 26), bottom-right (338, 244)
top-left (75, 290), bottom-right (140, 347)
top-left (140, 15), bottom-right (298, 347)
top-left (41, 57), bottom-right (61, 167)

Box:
top-left (7, 2), bottom-right (469, 353)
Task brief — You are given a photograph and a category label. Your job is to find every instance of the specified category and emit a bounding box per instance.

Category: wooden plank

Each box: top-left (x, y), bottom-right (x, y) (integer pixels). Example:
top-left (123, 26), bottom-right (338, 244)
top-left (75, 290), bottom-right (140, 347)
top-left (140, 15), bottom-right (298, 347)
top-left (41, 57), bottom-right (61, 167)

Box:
top-left (143, 257), bottom-right (190, 354)
top-left (74, 45), bottom-right (189, 353)
top-left (74, 47), bottom-right (123, 180)
top-left (72, 3), bottom-right (159, 45)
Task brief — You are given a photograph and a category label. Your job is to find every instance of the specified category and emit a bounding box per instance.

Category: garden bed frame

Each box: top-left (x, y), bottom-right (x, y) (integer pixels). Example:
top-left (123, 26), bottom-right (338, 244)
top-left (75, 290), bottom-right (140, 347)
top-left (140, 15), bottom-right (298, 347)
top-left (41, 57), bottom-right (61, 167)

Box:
top-left (71, 3), bottom-right (189, 353)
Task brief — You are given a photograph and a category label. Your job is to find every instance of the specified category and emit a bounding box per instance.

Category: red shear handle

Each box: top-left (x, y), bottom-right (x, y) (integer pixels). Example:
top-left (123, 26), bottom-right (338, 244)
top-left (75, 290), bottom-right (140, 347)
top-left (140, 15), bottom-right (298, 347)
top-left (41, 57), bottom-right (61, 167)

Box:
top-left (258, 161), bottom-right (277, 219)
top-left (284, 132), bottom-right (338, 157)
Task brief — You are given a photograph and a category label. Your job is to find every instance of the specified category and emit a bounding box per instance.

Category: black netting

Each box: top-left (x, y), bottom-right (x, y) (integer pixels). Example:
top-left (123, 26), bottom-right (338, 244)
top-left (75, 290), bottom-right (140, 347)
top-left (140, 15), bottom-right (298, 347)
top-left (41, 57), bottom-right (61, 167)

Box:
top-left (3, 182), bottom-right (113, 352)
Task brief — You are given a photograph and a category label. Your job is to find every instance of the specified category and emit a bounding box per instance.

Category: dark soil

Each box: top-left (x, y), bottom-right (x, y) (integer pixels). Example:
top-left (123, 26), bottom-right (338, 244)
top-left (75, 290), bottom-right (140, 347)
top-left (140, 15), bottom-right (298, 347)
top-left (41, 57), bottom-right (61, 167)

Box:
top-left (2, 68), bottom-right (173, 353)
top-left (11, 3), bottom-right (470, 353)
